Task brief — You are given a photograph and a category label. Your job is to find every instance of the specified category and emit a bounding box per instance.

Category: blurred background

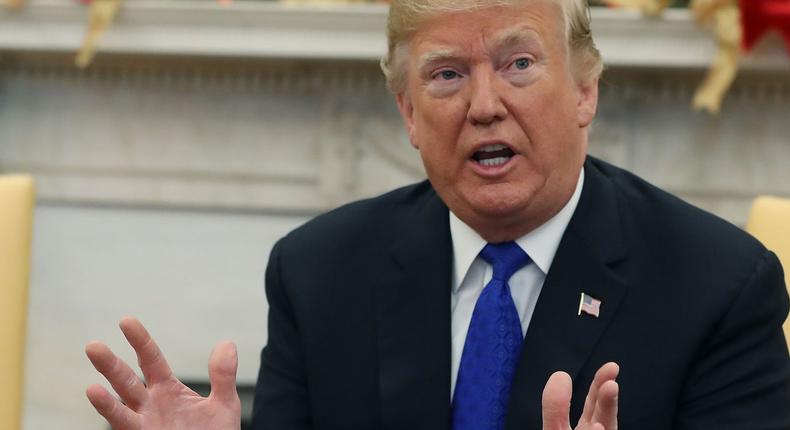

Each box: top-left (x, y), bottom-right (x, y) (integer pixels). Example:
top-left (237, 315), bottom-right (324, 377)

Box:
top-left (1, 0), bottom-right (789, 429)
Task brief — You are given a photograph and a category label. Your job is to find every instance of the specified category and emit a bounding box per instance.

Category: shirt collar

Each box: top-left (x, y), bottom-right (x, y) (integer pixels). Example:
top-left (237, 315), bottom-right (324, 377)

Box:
top-left (449, 167), bottom-right (585, 292)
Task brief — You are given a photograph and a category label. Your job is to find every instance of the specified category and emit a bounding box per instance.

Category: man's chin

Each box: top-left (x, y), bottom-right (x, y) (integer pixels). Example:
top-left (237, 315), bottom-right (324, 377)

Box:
top-left (452, 192), bottom-right (535, 231)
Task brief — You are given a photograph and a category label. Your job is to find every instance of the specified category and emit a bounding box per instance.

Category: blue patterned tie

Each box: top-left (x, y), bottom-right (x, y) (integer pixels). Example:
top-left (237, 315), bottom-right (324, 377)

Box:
top-left (452, 241), bottom-right (530, 430)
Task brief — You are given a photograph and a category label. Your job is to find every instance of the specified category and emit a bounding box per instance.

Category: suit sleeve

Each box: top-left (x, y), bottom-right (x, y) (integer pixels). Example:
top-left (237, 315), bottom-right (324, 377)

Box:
top-left (675, 250), bottom-right (790, 430)
top-left (249, 239), bottom-right (314, 430)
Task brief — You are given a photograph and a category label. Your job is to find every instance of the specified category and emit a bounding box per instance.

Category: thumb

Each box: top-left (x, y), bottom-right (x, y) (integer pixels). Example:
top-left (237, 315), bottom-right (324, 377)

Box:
top-left (542, 371), bottom-right (573, 430)
top-left (208, 341), bottom-right (240, 405)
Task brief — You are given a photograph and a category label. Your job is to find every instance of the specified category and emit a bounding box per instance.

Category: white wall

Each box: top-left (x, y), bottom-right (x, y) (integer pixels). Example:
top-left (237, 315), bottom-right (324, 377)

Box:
top-left (24, 203), bottom-right (308, 430)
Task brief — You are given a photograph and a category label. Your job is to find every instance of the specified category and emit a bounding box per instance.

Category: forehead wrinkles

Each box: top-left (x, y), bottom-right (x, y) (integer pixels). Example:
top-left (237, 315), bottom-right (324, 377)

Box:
top-left (491, 27), bottom-right (545, 53)
top-left (412, 4), bottom-right (562, 56)
top-left (504, 3), bottom-right (566, 51)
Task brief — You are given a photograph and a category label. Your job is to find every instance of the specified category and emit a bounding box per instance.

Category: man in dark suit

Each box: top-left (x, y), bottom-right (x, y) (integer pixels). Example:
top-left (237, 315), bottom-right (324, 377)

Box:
top-left (84, 0), bottom-right (790, 429)
top-left (250, 156), bottom-right (789, 429)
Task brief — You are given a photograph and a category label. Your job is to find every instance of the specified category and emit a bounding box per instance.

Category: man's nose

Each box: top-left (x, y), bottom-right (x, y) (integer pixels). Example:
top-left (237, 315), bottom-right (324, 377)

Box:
top-left (467, 70), bottom-right (507, 125)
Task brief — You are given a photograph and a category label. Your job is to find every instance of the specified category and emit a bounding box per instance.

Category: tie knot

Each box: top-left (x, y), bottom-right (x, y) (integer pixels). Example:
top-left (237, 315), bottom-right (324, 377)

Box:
top-left (480, 241), bottom-right (530, 282)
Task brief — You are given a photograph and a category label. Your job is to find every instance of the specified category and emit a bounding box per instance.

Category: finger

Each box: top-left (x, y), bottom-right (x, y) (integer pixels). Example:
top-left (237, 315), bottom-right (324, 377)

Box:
top-left (119, 317), bottom-right (174, 384)
top-left (591, 380), bottom-right (619, 430)
top-left (86, 383), bottom-right (141, 430)
top-left (85, 341), bottom-right (149, 410)
top-left (542, 371), bottom-right (573, 430)
top-left (580, 362), bottom-right (619, 424)
top-left (208, 341), bottom-right (241, 406)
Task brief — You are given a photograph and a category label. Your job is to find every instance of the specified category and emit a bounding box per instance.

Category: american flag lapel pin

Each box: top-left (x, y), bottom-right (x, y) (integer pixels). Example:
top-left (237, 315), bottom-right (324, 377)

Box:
top-left (578, 292), bottom-right (601, 318)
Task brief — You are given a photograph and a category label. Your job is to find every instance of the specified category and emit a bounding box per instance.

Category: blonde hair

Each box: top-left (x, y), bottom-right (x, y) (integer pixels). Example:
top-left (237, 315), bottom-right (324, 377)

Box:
top-left (380, 0), bottom-right (603, 93)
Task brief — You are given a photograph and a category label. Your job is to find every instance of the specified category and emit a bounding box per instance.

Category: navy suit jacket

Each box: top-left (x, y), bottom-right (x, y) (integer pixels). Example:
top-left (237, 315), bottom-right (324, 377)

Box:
top-left (250, 157), bottom-right (790, 429)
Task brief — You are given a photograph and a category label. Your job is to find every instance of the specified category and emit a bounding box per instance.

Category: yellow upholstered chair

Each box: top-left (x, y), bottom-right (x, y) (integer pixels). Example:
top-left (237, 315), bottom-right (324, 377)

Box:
top-left (745, 196), bottom-right (790, 346)
top-left (0, 175), bottom-right (35, 430)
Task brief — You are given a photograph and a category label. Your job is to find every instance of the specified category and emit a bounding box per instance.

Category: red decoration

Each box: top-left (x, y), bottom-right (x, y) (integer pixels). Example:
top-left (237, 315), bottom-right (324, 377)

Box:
top-left (740, 0), bottom-right (790, 54)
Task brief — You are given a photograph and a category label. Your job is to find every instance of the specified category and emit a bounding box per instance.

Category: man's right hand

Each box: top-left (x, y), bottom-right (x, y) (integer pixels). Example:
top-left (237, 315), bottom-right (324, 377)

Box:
top-left (85, 317), bottom-right (242, 430)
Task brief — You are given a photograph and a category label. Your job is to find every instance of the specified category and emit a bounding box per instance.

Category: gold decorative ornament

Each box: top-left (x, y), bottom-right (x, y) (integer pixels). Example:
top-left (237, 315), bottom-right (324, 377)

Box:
top-left (690, 0), bottom-right (740, 115)
top-left (5, 0), bottom-right (24, 10)
top-left (75, 0), bottom-right (123, 69)
top-left (604, 0), bottom-right (673, 17)
top-left (606, 0), bottom-right (743, 115)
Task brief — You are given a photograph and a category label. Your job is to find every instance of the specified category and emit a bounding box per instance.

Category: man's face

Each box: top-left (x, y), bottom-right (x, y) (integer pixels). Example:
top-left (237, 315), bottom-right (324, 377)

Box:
top-left (396, 1), bottom-right (598, 241)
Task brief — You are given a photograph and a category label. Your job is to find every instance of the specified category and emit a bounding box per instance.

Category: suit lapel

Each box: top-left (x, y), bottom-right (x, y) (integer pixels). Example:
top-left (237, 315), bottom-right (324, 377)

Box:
top-left (505, 159), bottom-right (630, 429)
top-left (376, 185), bottom-right (453, 430)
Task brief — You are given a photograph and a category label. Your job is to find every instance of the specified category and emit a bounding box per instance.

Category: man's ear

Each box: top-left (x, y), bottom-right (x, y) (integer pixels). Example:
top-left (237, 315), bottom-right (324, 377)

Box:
top-left (395, 92), bottom-right (419, 149)
top-left (576, 76), bottom-right (599, 128)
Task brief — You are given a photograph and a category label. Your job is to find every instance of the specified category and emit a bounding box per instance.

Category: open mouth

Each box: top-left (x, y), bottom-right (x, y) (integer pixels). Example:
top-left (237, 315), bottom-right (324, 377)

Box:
top-left (471, 143), bottom-right (515, 167)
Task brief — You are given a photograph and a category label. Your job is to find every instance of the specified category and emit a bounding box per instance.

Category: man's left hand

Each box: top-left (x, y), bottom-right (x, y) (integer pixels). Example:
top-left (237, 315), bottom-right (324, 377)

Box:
top-left (542, 362), bottom-right (619, 430)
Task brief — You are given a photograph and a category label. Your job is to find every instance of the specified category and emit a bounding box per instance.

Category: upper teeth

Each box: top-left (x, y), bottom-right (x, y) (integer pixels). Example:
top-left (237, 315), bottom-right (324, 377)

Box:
top-left (480, 144), bottom-right (507, 152)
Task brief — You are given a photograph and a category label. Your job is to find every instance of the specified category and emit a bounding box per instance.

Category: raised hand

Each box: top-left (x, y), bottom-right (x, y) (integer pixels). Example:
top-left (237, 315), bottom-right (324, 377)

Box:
top-left (85, 317), bottom-right (242, 430)
top-left (542, 362), bottom-right (619, 430)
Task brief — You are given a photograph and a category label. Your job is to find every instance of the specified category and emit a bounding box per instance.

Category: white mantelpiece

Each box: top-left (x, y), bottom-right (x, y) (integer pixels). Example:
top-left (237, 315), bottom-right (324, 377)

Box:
top-left (2, 55), bottom-right (789, 222)
top-left (2, 1), bottom-right (789, 69)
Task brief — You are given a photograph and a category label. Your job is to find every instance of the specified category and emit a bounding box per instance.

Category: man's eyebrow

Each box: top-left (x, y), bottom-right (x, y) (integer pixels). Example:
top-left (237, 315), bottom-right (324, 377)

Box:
top-left (418, 49), bottom-right (462, 68)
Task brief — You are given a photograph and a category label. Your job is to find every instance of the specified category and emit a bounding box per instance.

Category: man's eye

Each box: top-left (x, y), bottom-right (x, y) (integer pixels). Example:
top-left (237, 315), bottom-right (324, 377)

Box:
top-left (512, 58), bottom-right (532, 70)
top-left (436, 70), bottom-right (460, 80)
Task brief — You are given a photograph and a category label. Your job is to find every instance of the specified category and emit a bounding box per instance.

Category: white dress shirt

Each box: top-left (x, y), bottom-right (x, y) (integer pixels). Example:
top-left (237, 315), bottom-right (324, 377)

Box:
top-left (449, 168), bottom-right (585, 399)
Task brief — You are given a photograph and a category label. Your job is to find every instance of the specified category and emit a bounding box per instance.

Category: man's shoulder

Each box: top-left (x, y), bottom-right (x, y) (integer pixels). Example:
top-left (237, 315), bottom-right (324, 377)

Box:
top-left (587, 156), bottom-right (767, 274)
top-left (277, 179), bottom-right (437, 252)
